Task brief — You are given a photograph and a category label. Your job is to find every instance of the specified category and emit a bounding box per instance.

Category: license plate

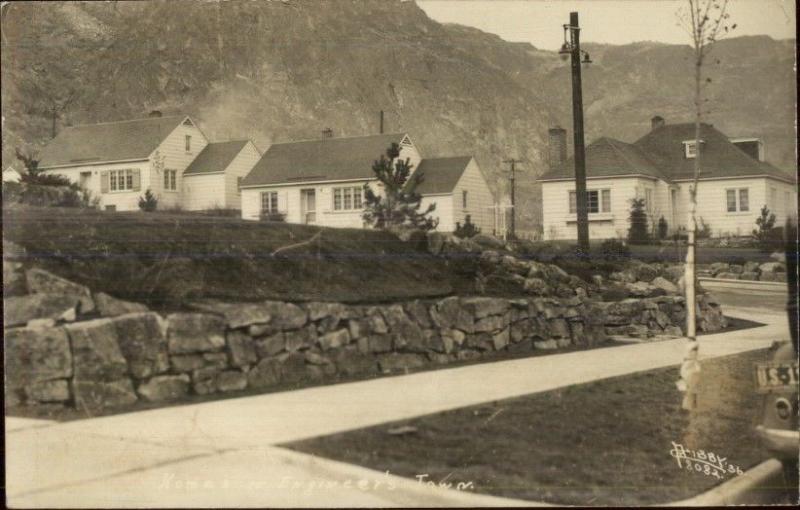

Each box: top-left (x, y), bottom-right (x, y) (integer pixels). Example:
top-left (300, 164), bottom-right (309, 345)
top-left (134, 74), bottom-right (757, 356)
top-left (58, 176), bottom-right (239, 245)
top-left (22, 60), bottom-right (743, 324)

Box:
top-left (755, 361), bottom-right (800, 393)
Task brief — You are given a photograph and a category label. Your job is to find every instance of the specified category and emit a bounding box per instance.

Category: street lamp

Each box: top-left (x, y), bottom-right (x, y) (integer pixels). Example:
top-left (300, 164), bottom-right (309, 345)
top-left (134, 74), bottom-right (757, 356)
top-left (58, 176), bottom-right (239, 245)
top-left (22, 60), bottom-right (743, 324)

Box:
top-left (561, 12), bottom-right (592, 254)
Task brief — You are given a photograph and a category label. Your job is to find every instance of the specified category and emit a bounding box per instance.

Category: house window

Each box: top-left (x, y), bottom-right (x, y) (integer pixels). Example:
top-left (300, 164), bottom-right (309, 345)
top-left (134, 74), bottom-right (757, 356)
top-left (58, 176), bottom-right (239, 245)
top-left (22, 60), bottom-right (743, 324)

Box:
top-left (109, 169), bottom-right (135, 191)
top-left (726, 188), bottom-right (749, 212)
top-left (569, 189), bottom-right (610, 214)
top-left (601, 189), bottom-right (611, 212)
top-left (185, 135), bottom-right (192, 152)
top-left (683, 140), bottom-right (704, 159)
top-left (739, 189), bottom-right (749, 211)
top-left (644, 188), bottom-right (653, 208)
top-left (261, 191), bottom-right (278, 213)
top-left (332, 186), bottom-right (363, 211)
top-left (462, 190), bottom-right (468, 209)
top-left (164, 169), bottom-right (177, 191)
top-left (237, 177), bottom-right (242, 195)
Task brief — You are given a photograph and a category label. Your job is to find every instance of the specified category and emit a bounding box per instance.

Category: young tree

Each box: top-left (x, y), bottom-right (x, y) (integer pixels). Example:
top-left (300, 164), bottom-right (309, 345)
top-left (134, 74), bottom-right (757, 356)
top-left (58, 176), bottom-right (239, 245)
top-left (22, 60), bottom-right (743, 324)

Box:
top-left (362, 143), bottom-right (438, 231)
top-left (676, 0), bottom-right (735, 410)
top-left (627, 198), bottom-right (650, 245)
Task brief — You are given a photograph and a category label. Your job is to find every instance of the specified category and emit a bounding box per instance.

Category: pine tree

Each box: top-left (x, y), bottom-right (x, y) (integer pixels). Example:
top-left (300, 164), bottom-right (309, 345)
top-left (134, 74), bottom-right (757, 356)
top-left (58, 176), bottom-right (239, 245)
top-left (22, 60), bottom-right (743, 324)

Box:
top-left (362, 143), bottom-right (438, 231)
top-left (627, 198), bottom-right (650, 245)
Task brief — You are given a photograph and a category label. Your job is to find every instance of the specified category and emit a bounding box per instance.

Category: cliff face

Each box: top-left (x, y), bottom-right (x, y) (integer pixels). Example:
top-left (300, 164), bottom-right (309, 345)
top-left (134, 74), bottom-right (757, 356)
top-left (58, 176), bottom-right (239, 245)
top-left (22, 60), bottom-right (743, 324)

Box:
top-left (2, 1), bottom-right (794, 230)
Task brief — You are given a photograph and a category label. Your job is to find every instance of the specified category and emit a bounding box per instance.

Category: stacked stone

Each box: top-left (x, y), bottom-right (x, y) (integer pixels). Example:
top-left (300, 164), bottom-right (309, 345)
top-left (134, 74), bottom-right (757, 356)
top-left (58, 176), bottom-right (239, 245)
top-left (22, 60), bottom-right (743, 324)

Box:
top-left (600, 293), bottom-right (726, 338)
top-left (692, 261), bottom-right (787, 282)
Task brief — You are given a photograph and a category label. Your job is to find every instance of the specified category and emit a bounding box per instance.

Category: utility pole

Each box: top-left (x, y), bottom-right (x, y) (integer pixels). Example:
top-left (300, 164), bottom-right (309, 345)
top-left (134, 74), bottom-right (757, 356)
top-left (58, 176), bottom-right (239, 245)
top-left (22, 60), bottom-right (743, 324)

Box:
top-left (560, 11), bottom-right (591, 253)
top-left (503, 158), bottom-right (523, 239)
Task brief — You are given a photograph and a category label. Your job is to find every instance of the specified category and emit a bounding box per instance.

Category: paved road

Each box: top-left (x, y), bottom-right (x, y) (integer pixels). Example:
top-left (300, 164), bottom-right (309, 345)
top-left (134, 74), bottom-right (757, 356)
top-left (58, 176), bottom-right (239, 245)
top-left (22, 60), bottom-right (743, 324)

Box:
top-left (6, 303), bottom-right (789, 508)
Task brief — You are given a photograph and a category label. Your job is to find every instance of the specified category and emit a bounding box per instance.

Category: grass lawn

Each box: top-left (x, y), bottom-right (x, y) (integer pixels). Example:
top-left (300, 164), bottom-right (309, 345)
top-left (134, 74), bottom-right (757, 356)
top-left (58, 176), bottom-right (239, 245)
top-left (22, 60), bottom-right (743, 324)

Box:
top-left (3, 205), bottom-right (484, 309)
top-left (286, 347), bottom-right (780, 506)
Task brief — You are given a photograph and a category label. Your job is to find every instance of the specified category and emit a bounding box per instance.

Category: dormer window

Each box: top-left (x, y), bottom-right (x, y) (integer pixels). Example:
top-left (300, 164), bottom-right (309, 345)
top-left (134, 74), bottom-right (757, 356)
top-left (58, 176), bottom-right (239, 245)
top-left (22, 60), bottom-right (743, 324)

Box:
top-left (683, 140), bottom-right (704, 159)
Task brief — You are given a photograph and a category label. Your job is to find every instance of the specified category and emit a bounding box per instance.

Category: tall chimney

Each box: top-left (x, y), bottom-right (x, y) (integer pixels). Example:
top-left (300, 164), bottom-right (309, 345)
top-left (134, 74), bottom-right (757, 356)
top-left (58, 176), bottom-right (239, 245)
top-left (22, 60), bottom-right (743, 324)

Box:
top-left (321, 127), bottom-right (333, 139)
top-left (651, 115), bottom-right (665, 130)
top-left (379, 110), bottom-right (384, 134)
top-left (548, 127), bottom-right (567, 170)
top-left (149, 110), bottom-right (163, 118)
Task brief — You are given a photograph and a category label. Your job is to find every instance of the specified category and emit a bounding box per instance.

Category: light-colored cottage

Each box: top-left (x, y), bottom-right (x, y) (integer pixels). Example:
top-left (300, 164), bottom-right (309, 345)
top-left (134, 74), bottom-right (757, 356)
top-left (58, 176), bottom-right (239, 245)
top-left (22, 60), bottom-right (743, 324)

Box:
top-left (539, 117), bottom-right (797, 240)
top-left (181, 140), bottom-right (261, 210)
top-left (36, 113), bottom-right (259, 212)
top-left (240, 132), bottom-right (495, 232)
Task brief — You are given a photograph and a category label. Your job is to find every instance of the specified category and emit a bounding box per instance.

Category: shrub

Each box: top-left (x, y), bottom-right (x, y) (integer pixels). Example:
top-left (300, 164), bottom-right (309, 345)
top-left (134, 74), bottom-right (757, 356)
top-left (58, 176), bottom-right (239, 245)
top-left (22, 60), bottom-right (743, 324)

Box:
top-left (657, 216), bottom-right (669, 240)
top-left (138, 189), bottom-right (159, 212)
top-left (454, 215), bottom-right (481, 239)
top-left (260, 210), bottom-right (286, 222)
top-left (627, 198), bottom-right (650, 245)
top-left (696, 217), bottom-right (712, 239)
top-left (752, 205), bottom-right (782, 252)
top-left (599, 238), bottom-right (631, 262)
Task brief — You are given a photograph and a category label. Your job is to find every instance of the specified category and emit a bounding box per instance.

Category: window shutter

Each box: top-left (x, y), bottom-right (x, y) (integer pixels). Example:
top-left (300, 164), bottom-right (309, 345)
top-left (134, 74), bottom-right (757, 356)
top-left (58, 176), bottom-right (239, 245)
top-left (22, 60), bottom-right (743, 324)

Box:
top-left (132, 169), bottom-right (141, 191)
top-left (100, 171), bottom-right (109, 193)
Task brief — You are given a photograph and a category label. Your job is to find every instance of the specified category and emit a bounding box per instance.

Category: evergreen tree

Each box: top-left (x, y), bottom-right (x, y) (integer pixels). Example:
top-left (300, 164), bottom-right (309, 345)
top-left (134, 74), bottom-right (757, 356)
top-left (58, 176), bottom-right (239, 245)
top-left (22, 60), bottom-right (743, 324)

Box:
top-left (627, 198), bottom-right (650, 244)
top-left (362, 143), bottom-right (437, 231)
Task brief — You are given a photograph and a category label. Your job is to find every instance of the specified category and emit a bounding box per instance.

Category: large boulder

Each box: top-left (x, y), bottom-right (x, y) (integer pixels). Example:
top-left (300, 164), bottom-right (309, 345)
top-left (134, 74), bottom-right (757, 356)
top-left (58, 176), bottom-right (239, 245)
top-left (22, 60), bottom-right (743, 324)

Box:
top-left (760, 271), bottom-right (787, 283)
top-left (73, 379), bottom-right (138, 411)
top-left (633, 263), bottom-right (659, 282)
top-left (284, 324), bottom-right (317, 352)
top-left (319, 328), bottom-right (351, 351)
top-left (226, 330), bottom-right (257, 367)
top-left (460, 296), bottom-right (509, 319)
top-left (471, 234), bottom-right (505, 250)
top-left (167, 313), bottom-right (226, 354)
top-left (430, 297), bottom-right (474, 333)
top-left (759, 262), bottom-right (785, 273)
top-left (113, 312), bottom-right (170, 379)
top-left (65, 318), bottom-right (129, 382)
top-left (5, 326), bottom-right (72, 391)
top-left (4, 293), bottom-right (80, 327)
top-left (25, 268), bottom-right (94, 314)
top-left (94, 292), bottom-right (149, 317)
top-left (382, 304), bottom-right (424, 350)
top-left (25, 380), bottom-right (71, 403)
top-left (247, 358), bottom-right (282, 388)
top-left (137, 375), bottom-right (190, 401)
top-left (255, 333), bottom-right (285, 358)
top-left (651, 276), bottom-right (679, 295)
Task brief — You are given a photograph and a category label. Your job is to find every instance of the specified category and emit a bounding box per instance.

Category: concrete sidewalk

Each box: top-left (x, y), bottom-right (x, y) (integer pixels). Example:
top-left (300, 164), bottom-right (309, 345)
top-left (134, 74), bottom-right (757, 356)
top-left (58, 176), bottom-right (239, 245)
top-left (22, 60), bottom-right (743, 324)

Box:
top-left (6, 305), bottom-right (789, 507)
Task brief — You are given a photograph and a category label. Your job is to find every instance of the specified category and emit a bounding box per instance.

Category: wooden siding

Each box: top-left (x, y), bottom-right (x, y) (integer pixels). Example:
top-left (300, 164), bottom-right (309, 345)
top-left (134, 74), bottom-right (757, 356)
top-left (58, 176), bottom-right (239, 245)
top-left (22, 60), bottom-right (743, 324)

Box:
top-left (541, 177), bottom-right (665, 240)
top-left (153, 119), bottom-right (209, 208)
top-left (222, 141), bottom-right (261, 209)
top-left (41, 161), bottom-right (151, 211)
top-left (182, 173), bottom-right (227, 210)
top-left (451, 159), bottom-right (495, 233)
top-left (421, 195), bottom-right (454, 232)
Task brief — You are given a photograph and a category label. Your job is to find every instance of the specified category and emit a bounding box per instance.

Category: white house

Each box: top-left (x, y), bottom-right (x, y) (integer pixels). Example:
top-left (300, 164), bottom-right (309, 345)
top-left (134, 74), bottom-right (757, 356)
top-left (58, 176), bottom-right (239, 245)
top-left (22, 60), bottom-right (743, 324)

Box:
top-left (181, 140), bottom-right (261, 210)
top-left (540, 117), bottom-right (797, 240)
top-left (240, 132), bottom-right (496, 232)
top-left (36, 113), bottom-right (259, 212)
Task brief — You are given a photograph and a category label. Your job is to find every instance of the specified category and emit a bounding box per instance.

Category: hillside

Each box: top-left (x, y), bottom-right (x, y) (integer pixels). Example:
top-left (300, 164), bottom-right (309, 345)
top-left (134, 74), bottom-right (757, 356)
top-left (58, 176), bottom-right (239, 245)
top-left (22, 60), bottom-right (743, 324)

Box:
top-left (1, 1), bottom-right (795, 230)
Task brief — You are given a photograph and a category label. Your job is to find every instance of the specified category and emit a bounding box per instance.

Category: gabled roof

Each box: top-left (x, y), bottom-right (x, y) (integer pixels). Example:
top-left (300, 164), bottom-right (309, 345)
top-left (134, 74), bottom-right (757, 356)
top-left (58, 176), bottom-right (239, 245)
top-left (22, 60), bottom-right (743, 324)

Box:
top-left (38, 115), bottom-right (188, 169)
top-left (539, 137), bottom-right (668, 181)
top-left (241, 133), bottom-right (408, 186)
top-left (184, 140), bottom-right (250, 176)
top-left (412, 156), bottom-right (473, 195)
top-left (633, 122), bottom-right (793, 181)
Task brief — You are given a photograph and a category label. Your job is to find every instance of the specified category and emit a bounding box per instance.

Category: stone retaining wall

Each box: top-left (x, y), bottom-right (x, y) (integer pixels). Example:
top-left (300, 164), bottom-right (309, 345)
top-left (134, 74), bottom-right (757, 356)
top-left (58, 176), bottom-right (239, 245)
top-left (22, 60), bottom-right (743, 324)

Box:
top-left (4, 265), bottom-right (726, 413)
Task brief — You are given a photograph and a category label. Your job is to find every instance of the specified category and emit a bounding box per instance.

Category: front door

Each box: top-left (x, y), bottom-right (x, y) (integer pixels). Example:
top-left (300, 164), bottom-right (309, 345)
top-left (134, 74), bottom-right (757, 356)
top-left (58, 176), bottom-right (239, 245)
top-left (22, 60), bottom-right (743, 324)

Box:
top-left (301, 189), bottom-right (316, 224)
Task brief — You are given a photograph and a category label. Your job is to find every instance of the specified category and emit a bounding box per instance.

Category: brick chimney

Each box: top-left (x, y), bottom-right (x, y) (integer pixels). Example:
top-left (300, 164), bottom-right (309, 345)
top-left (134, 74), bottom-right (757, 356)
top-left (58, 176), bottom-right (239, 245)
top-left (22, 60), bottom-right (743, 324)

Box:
top-left (149, 110), bottom-right (163, 118)
top-left (548, 127), bottom-right (567, 169)
top-left (321, 127), bottom-right (333, 139)
top-left (651, 115), bottom-right (665, 130)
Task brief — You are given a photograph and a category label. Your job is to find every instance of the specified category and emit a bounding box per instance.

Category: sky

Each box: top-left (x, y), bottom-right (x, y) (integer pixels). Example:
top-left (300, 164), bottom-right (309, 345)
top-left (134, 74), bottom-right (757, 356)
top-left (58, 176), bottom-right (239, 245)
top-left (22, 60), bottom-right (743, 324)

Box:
top-left (417, 0), bottom-right (796, 50)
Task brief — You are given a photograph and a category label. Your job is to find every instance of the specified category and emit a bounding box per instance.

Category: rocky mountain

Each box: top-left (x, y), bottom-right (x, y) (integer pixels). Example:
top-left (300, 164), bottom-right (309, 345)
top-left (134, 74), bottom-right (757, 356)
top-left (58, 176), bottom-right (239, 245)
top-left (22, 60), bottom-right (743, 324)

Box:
top-left (2, 1), bottom-right (795, 231)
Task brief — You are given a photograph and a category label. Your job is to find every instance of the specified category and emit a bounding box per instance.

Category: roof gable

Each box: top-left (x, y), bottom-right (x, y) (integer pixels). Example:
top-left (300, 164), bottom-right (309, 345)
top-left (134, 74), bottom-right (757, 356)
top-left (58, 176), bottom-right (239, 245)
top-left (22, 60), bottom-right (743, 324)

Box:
top-left (241, 133), bottom-right (409, 186)
top-left (183, 140), bottom-right (250, 176)
top-left (633, 123), bottom-right (793, 181)
top-left (412, 156), bottom-right (473, 195)
top-left (38, 115), bottom-right (188, 169)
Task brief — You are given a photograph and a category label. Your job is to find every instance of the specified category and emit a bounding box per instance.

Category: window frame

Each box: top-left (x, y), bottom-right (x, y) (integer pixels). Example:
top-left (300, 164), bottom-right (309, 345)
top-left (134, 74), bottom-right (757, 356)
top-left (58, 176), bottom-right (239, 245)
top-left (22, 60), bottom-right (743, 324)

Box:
top-left (109, 169), bottom-right (135, 192)
top-left (185, 135), bottom-right (192, 153)
top-left (260, 191), bottom-right (279, 214)
top-left (462, 190), bottom-right (468, 209)
top-left (332, 185), bottom-right (364, 211)
top-left (725, 187), bottom-right (750, 213)
top-left (163, 169), bottom-right (177, 191)
top-left (569, 188), bottom-right (610, 215)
